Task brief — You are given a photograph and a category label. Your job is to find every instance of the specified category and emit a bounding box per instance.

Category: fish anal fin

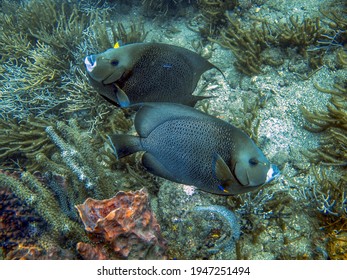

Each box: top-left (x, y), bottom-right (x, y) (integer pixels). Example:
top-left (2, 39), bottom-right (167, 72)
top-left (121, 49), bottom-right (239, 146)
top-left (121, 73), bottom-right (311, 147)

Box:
top-left (142, 152), bottom-right (180, 183)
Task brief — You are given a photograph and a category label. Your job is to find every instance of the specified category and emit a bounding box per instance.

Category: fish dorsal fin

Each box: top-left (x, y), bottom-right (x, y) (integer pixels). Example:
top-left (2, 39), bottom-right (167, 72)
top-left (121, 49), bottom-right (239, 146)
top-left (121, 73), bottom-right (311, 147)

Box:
top-left (134, 103), bottom-right (213, 137)
top-left (212, 153), bottom-right (235, 183)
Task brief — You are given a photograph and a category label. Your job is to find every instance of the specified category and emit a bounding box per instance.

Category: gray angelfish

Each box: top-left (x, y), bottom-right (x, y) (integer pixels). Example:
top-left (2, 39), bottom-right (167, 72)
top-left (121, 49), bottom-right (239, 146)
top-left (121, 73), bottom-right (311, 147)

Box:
top-left (108, 103), bottom-right (279, 195)
top-left (84, 43), bottom-right (222, 107)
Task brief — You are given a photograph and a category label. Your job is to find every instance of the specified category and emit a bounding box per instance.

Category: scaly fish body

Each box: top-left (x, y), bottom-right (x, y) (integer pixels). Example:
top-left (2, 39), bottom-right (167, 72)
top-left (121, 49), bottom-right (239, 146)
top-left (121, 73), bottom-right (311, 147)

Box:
top-left (84, 43), bottom-right (219, 107)
top-left (109, 103), bottom-right (279, 195)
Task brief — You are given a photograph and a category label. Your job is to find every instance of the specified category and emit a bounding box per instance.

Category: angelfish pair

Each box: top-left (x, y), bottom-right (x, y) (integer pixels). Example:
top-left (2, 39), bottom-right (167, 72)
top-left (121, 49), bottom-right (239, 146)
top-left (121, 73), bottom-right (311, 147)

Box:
top-left (84, 43), bottom-right (279, 195)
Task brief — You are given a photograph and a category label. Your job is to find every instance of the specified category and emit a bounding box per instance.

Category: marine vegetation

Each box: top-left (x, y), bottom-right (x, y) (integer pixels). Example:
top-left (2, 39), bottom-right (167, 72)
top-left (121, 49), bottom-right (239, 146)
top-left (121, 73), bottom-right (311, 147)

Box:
top-left (189, 0), bottom-right (238, 39)
top-left (0, 170), bottom-right (87, 259)
top-left (0, 117), bottom-right (56, 171)
top-left (210, 12), bottom-right (324, 75)
top-left (141, 0), bottom-right (195, 16)
top-left (86, 12), bottom-right (148, 53)
top-left (301, 78), bottom-right (347, 259)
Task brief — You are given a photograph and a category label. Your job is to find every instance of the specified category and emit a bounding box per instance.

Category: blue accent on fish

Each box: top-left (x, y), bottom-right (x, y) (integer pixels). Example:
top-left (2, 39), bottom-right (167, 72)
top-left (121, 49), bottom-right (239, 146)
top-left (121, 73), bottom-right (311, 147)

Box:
top-left (163, 63), bottom-right (173, 68)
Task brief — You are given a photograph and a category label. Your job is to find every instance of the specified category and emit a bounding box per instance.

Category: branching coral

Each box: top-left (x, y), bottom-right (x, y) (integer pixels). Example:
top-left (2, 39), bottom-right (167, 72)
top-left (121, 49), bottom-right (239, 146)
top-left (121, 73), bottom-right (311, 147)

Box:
top-left (15, 0), bottom-right (87, 56)
top-left (0, 1), bottom-right (83, 120)
top-left (0, 41), bottom-right (67, 119)
top-left (191, 0), bottom-right (238, 38)
top-left (0, 117), bottom-right (56, 171)
top-left (211, 12), bottom-right (325, 76)
top-left (301, 77), bottom-right (347, 258)
top-left (0, 171), bottom-right (87, 250)
top-left (301, 81), bottom-right (347, 165)
top-left (210, 13), bottom-right (274, 75)
top-left (41, 119), bottom-right (120, 199)
top-left (318, 7), bottom-right (347, 51)
top-left (87, 12), bottom-right (148, 52)
top-left (141, 0), bottom-right (193, 15)
top-left (275, 16), bottom-right (323, 55)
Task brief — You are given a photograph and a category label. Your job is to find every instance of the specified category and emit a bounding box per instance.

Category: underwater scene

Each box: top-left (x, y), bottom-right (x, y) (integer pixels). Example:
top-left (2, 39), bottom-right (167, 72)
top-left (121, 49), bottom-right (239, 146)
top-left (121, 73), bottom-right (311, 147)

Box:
top-left (0, 0), bottom-right (346, 260)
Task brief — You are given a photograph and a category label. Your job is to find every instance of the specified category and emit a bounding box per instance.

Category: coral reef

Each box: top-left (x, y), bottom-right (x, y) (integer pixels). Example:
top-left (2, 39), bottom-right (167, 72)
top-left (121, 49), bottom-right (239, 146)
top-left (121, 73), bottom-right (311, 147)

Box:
top-left (0, 0), bottom-right (84, 119)
top-left (209, 13), bottom-right (273, 75)
top-left (275, 16), bottom-right (322, 55)
top-left (76, 189), bottom-right (167, 260)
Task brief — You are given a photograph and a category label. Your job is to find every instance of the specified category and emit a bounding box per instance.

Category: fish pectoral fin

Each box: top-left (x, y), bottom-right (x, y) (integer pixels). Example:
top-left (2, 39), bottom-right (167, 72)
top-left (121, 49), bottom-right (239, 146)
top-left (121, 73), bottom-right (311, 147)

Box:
top-left (212, 153), bottom-right (235, 183)
top-left (142, 152), bottom-right (180, 183)
top-left (114, 85), bottom-right (130, 108)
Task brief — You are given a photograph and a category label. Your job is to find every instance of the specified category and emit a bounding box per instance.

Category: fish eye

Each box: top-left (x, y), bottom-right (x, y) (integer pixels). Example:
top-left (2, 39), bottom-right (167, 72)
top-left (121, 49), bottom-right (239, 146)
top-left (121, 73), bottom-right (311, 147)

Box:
top-left (110, 60), bottom-right (119, 66)
top-left (249, 158), bottom-right (259, 166)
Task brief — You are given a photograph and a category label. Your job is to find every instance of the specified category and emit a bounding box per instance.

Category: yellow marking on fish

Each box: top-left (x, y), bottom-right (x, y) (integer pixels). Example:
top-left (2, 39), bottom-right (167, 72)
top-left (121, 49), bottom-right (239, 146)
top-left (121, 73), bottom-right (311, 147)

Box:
top-left (114, 41), bottom-right (120, 48)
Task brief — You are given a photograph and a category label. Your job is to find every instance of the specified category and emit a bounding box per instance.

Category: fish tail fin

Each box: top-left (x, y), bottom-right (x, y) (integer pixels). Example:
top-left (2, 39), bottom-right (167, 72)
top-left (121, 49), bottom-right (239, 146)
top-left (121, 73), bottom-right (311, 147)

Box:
top-left (107, 134), bottom-right (142, 159)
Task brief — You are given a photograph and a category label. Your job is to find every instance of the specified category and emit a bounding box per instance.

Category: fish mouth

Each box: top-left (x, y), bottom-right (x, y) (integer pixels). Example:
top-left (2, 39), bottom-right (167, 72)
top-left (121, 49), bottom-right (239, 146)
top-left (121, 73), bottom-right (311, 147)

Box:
top-left (265, 164), bottom-right (280, 183)
top-left (84, 55), bottom-right (97, 73)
